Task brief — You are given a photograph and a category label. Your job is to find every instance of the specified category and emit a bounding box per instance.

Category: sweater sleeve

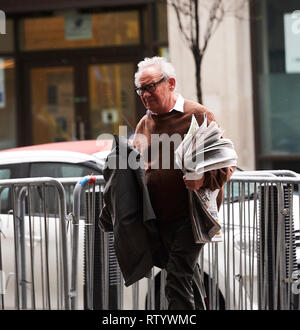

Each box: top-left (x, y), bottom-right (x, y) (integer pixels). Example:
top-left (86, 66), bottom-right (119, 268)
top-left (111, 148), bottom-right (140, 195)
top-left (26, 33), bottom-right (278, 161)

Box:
top-left (202, 166), bottom-right (236, 191)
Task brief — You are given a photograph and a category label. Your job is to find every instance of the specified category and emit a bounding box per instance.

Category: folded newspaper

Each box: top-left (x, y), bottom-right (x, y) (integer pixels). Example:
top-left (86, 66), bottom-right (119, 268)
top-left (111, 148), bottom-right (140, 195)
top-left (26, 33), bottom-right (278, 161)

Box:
top-left (175, 114), bottom-right (238, 243)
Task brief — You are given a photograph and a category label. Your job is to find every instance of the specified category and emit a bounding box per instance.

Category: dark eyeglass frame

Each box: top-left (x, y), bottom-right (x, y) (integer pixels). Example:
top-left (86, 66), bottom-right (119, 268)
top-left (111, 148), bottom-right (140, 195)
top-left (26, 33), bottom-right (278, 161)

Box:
top-left (135, 77), bottom-right (166, 96)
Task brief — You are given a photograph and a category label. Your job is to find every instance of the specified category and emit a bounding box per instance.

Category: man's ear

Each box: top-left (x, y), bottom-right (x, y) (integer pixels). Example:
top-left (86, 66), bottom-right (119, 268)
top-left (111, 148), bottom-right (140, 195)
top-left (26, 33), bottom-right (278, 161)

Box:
top-left (168, 77), bottom-right (176, 91)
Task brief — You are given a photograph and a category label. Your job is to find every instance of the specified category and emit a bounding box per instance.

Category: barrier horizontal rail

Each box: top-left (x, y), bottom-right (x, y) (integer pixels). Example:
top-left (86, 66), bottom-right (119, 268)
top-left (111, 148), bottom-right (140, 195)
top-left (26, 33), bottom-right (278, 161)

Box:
top-left (232, 170), bottom-right (299, 178)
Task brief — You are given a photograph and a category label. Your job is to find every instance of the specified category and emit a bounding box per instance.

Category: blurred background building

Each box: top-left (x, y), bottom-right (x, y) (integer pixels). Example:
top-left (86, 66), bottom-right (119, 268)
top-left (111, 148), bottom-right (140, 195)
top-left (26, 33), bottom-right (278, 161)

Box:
top-left (0, 0), bottom-right (299, 172)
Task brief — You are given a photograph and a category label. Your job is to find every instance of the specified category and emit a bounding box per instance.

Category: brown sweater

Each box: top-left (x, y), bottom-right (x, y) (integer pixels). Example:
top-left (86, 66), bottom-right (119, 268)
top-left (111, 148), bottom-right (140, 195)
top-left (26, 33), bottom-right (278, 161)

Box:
top-left (134, 99), bottom-right (235, 222)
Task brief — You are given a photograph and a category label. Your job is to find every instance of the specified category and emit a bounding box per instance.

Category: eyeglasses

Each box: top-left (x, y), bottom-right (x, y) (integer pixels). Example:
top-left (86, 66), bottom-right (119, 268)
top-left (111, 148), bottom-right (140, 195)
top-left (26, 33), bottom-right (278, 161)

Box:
top-left (135, 77), bottom-right (166, 96)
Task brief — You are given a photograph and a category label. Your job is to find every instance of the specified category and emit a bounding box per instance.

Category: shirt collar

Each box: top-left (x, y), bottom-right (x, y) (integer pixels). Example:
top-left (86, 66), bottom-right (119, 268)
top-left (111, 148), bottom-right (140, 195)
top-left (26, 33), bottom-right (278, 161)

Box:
top-left (169, 94), bottom-right (184, 113)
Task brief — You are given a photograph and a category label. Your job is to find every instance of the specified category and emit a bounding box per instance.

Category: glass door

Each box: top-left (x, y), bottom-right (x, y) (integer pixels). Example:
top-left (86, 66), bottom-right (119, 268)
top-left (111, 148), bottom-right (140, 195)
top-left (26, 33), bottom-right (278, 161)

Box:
top-left (30, 66), bottom-right (75, 145)
top-left (88, 62), bottom-right (136, 139)
top-left (27, 60), bottom-right (138, 145)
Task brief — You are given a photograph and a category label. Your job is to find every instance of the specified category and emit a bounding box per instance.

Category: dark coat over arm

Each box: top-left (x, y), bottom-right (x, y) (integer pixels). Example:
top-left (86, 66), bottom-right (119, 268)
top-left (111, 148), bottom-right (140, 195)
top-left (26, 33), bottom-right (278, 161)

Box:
top-left (99, 136), bottom-right (167, 286)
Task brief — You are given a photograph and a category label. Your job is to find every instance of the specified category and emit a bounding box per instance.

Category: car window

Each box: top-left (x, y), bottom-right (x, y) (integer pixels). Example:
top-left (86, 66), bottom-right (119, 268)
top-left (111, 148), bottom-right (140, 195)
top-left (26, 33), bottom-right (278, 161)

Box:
top-left (0, 164), bottom-right (30, 213)
top-left (61, 165), bottom-right (89, 177)
top-left (224, 181), bottom-right (255, 202)
top-left (0, 168), bottom-right (11, 211)
top-left (29, 162), bottom-right (101, 215)
top-left (0, 168), bottom-right (11, 180)
top-left (29, 162), bottom-right (98, 178)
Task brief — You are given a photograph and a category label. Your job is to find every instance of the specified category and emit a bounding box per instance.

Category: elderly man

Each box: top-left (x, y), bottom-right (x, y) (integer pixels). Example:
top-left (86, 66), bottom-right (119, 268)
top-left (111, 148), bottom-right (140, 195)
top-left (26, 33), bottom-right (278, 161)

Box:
top-left (133, 56), bottom-right (234, 310)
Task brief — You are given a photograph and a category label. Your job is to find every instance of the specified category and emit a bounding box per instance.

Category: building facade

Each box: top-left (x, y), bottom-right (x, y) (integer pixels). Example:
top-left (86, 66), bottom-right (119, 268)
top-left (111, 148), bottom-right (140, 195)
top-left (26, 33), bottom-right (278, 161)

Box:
top-left (0, 0), bottom-right (168, 148)
top-left (0, 0), bottom-right (300, 172)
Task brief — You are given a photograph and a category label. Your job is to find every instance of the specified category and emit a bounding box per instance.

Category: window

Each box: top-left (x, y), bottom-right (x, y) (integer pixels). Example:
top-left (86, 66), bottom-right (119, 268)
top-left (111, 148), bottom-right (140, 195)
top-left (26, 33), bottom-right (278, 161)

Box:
top-left (20, 11), bottom-right (140, 51)
top-left (29, 162), bottom-right (101, 215)
top-left (30, 66), bottom-right (75, 144)
top-left (0, 168), bottom-right (11, 212)
top-left (0, 168), bottom-right (10, 180)
top-left (88, 63), bottom-right (136, 137)
top-left (252, 0), bottom-right (300, 171)
top-left (30, 162), bottom-right (100, 178)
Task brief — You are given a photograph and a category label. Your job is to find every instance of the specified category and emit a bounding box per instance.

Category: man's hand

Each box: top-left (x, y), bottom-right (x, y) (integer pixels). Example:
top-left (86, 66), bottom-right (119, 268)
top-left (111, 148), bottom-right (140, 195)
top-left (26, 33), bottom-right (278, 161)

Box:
top-left (183, 174), bottom-right (205, 191)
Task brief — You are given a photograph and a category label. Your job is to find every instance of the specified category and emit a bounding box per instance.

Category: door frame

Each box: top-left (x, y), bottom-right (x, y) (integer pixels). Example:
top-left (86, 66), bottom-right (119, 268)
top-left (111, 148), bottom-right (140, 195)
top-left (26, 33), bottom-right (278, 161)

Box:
top-left (19, 46), bottom-right (144, 146)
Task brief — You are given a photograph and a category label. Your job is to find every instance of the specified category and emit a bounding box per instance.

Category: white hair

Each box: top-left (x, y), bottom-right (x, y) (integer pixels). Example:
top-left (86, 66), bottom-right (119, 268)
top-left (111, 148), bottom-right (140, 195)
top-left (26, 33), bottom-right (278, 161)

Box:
top-left (134, 56), bottom-right (176, 87)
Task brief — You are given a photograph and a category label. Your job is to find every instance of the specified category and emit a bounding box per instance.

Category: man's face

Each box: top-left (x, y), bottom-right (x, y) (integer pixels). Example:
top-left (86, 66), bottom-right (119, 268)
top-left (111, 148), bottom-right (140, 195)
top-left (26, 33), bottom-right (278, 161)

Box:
top-left (138, 66), bottom-right (174, 114)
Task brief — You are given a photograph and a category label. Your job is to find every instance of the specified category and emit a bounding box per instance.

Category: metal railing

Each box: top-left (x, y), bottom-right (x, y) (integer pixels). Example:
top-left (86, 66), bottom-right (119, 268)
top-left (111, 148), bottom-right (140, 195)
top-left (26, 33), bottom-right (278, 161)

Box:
top-left (204, 171), bottom-right (300, 310)
top-left (0, 177), bottom-right (70, 310)
top-left (1, 171), bottom-right (300, 310)
top-left (69, 170), bottom-right (300, 310)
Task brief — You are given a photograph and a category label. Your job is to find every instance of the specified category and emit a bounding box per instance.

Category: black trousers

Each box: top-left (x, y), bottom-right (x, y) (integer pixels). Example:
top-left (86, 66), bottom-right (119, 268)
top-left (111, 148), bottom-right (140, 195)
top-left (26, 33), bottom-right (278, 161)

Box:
top-left (158, 218), bottom-right (206, 310)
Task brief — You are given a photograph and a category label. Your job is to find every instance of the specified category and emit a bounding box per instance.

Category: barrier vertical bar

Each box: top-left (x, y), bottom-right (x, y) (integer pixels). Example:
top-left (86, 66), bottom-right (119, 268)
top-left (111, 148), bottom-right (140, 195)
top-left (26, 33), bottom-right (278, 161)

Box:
top-left (16, 187), bottom-right (27, 309)
top-left (71, 175), bottom-right (96, 310)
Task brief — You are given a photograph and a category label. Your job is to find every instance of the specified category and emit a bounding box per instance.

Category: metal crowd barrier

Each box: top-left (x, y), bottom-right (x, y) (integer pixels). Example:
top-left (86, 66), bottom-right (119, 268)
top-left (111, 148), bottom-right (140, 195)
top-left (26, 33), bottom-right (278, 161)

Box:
top-left (202, 171), bottom-right (300, 310)
top-left (0, 177), bottom-right (70, 310)
top-left (0, 174), bottom-right (128, 311)
top-left (69, 170), bottom-right (300, 310)
top-left (1, 171), bottom-right (300, 310)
